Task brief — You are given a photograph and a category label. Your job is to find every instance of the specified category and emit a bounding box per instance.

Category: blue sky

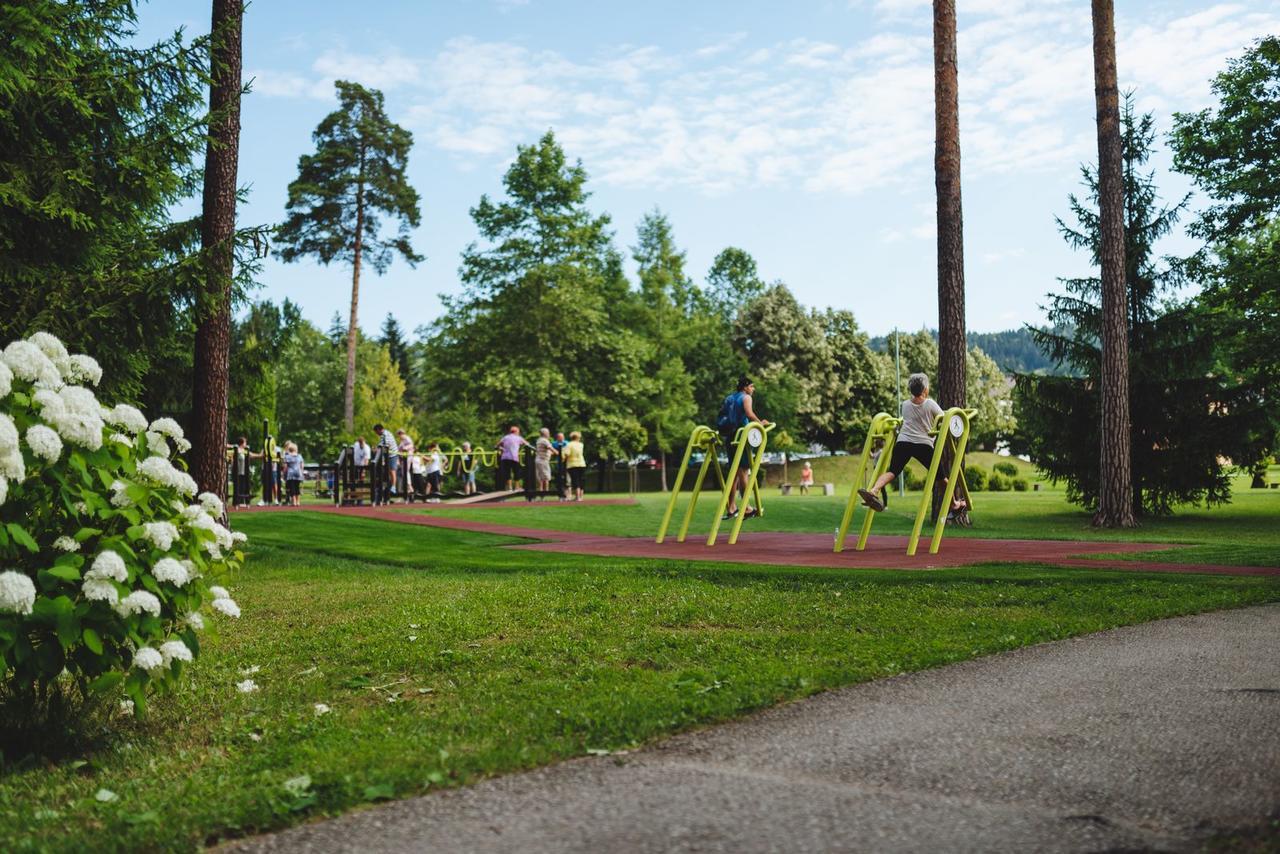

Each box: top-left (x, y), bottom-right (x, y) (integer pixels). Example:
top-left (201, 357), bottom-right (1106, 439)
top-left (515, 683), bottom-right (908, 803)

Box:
top-left (139, 0), bottom-right (1279, 337)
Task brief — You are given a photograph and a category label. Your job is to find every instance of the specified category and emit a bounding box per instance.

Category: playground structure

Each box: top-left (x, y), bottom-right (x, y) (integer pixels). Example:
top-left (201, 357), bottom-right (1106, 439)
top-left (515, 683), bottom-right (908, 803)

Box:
top-left (834, 407), bottom-right (976, 556)
top-left (656, 420), bottom-right (775, 546)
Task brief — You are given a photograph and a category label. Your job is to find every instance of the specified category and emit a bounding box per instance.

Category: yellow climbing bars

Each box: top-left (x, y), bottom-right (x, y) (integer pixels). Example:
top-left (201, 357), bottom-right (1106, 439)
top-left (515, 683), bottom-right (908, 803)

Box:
top-left (655, 420), bottom-right (775, 546)
top-left (833, 407), bottom-right (977, 556)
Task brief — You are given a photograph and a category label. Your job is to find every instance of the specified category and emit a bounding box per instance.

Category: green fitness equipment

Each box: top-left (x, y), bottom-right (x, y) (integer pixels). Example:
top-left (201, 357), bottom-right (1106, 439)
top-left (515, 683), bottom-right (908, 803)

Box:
top-left (656, 420), bottom-right (775, 546)
top-left (833, 407), bottom-right (976, 556)
top-left (833, 412), bottom-right (903, 553)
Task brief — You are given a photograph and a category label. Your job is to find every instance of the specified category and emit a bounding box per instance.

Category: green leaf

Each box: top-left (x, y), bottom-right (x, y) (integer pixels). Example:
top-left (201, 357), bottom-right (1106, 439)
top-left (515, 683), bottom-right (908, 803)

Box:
top-left (82, 628), bottom-right (103, 655)
top-left (74, 527), bottom-right (103, 543)
top-left (55, 611), bottom-right (80, 649)
top-left (88, 672), bottom-right (123, 695)
top-left (6, 523), bottom-right (38, 553)
top-left (45, 565), bottom-right (82, 583)
top-left (125, 525), bottom-right (146, 541)
top-left (362, 784), bottom-right (395, 802)
top-left (35, 641), bottom-right (65, 676)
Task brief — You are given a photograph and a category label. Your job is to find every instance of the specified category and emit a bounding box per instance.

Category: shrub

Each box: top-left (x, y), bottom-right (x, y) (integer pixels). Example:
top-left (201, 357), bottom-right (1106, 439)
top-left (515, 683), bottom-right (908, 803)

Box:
top-left (988, 472), bottom-right (1011, 492)
top-left (903, 465), bottom-right (926, 491)
top-left (964, 465), bottom-right (989, 491)
top-left (0, 332), bottom-right (245, 736)
top-left (1012, 477), bottom-right (1030, 492)
top-left (993, 461), bottom-right (1020, 478)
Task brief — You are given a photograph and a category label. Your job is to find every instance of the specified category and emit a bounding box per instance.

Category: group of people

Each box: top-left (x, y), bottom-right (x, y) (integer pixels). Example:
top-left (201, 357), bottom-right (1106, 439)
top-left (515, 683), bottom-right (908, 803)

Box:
top-left (344, 424), bottom-right (589, 502)
top-left (495, 426), bottom-right (588, 501)
top-left (228, 436), bottom-right (305, 509)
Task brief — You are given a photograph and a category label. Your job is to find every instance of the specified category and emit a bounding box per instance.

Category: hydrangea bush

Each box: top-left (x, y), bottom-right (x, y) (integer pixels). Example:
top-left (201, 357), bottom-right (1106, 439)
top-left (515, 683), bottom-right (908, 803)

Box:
top-left (0, 332), bottom-right (244, 717)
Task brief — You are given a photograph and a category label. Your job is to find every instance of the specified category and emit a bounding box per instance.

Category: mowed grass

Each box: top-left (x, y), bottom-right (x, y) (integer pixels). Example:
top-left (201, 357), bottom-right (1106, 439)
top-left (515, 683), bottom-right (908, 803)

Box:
top-left (420, 488), bottom-right (1280, 566)
top-left (1, 510), bottom-right (1277, 851)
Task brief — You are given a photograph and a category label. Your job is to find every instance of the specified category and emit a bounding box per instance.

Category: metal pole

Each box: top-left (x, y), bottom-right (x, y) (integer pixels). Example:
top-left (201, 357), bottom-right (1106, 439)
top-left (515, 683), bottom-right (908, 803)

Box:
top-left (895, 329), bottom-right (904, 497)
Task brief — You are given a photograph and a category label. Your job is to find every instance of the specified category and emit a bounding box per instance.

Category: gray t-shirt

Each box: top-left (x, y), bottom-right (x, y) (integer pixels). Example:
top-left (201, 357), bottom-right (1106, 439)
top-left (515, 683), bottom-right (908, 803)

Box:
top-left (898, 397), bottom-right (944, 446)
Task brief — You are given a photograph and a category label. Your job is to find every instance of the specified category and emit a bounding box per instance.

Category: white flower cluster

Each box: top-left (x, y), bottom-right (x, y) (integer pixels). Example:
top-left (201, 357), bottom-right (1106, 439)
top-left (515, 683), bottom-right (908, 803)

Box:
top-left (53, 535), bottom-right (79, 552)
top-left (210, 585), bottom-right (241, 618)
top-left (103, 404), bottom-right (148, 434)
top-left (142, 521), bottom-right (179, 552)
top-left (115, 589), bottom-right (162, 618)
top-left (82, 550), bottom-right (128, 605)
top-left (151, 557), bottom-right (189, 587)
top-left (25, 424), bottom-right (62, 462)
top-left (198, 491), bottom-right (225, 517)
top-left (137, 456), bottom-right (197, 497)
top-left (133, 647), bottom-right (164, 671)
top-left (44, 385), bottom-right (105, 451)
top-left (110, 480), bottom-right (132, 508)
top-left (0, 570), bottom-right (36, 615)
top-left (143, 430), bottom-right (169, 458)
top-left (3, 340), bottom-right (62, 387)
top-left (0, 413), bottom-right (24, 482)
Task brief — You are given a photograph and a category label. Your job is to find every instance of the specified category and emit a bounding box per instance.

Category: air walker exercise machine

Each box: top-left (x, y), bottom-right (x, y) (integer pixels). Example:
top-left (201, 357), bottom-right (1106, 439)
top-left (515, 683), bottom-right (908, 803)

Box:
top-left (656, 420), bottom-right (776, 546)
top-left (834, 407), bottom-right (976, 556)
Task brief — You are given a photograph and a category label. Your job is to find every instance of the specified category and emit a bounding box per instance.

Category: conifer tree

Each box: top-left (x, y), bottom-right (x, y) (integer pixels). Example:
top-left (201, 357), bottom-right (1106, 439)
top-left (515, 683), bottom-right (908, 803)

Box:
top-left (276, 81), bottom-right (422, 431)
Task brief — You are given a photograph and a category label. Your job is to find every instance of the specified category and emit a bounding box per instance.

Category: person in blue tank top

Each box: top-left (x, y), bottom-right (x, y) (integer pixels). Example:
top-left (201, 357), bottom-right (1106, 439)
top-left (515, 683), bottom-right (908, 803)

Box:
top-left (717, 376), bottom-right (769, 520)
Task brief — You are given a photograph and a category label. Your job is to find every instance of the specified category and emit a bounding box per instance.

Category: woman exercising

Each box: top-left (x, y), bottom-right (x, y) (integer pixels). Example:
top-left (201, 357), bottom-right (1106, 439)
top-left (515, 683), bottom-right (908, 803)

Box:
top-left (859, 372), bottom-right (965, 514)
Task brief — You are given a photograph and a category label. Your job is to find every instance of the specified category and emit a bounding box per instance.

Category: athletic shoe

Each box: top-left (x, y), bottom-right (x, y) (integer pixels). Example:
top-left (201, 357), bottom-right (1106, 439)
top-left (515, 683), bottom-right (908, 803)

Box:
top-left (858, 489), bottom-right (885, 512)
top-left (722, 509), bottom-right (739, 520)
top-left (744, 507), bottom-right (760, 519)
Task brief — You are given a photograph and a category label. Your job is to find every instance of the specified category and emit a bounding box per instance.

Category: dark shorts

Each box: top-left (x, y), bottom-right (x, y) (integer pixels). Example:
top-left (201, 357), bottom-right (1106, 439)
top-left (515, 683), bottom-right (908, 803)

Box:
top-left (286, 479), bottom-right (301, 498)
top-left (568, 467), bottom-right (585, 490)
top-left (499, 458), bottom-right (522, 484)
top-left (720, 429), bottom-right (753, 469)
top-left (888, 441), bottom-right (935, 476)
top-left (428, 471), bottom-right (442, 491)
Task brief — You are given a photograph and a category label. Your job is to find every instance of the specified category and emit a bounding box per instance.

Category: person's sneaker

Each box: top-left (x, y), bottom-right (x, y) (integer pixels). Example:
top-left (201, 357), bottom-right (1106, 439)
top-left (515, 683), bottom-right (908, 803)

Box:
top-left (858, 489), bottom-right (885, 512)
top-left (722, 509), bottom-right (739, 520)
top-left (743, 507), bottom-right (760, 519)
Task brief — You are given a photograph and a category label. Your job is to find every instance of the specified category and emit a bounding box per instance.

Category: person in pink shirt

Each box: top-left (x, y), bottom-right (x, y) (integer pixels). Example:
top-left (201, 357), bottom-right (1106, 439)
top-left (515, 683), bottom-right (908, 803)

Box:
top-left (495, 426), bottom-right (531, 491)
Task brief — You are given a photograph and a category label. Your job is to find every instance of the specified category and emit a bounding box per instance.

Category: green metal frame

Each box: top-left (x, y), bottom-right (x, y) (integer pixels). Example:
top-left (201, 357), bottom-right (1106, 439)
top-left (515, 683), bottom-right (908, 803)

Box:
top-left (833, 412), bottom-right (902, 553)
top-left (906, 407), bottom-right (977, 556)
top-left (655, 421), bottom-right (775, 546)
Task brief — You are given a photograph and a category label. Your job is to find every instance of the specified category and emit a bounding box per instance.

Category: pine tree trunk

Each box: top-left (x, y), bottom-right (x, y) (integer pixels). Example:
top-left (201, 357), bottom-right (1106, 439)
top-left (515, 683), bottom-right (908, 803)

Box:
top-left (1090, 0), bottom-right (1137, 528)
top-left (660, 450), bottom-right (668, 492)
top-left (932, 0), bottom-right (967, 522)
top-left (343, 189), bottom-right (363, 433)
top-left (191, 0), bottom-right (242, 502)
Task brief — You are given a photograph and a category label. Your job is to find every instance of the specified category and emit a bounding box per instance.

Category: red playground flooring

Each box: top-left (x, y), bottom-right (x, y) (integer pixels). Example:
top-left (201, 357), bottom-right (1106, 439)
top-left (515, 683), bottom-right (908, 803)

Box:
top-left (306, 505), bottom-right (1280, 577)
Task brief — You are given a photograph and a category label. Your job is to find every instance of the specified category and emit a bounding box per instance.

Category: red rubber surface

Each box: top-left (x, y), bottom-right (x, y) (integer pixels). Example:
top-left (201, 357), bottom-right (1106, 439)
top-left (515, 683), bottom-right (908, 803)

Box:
top-left (293, 505), bottom-right (1280, 577)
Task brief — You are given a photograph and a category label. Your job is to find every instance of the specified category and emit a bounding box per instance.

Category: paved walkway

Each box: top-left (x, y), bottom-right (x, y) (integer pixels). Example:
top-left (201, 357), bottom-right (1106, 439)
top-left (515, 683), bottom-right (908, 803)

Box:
top-left (230, 603), bottom-right (1280, 853)
top-left (310, 505), bottom-right (1280, 576)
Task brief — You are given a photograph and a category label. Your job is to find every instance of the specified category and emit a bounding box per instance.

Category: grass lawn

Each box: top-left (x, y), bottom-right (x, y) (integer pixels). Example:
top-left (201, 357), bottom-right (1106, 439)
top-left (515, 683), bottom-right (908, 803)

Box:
top-left (420, 488), bottom-right (1280, 566)
top-left (2, 508), bottom-right (1278, 851)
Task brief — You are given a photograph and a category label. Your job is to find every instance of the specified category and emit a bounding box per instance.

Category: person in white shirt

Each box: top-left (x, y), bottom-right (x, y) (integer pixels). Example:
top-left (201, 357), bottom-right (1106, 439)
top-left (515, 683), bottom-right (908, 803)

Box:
top-left (423, 442), bottom-right (444, 501)
top-left (352, 437), bottom-right (370, 467)
top-left (860, 372), bottom-right (965, 515)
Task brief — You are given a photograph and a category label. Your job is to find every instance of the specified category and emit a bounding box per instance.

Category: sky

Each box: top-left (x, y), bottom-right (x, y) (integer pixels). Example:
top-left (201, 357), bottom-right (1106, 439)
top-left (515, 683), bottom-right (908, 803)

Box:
top-left (137, 0), bottom-right (1280, 338)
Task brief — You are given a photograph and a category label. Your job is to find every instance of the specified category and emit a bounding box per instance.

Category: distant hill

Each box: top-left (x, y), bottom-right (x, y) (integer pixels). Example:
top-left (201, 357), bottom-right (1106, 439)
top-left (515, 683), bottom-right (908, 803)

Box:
top-left (868, 327), bottom-right (1072, 375)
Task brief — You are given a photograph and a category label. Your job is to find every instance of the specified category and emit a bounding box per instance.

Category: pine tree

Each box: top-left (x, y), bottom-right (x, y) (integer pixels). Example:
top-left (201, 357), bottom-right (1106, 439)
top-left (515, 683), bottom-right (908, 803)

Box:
top-left (379, 313), bottom-right (410, 382)
top-left (1016, 99), bottom-right (1262, 514)
top-left (275, 81), bottom-right (422, 432)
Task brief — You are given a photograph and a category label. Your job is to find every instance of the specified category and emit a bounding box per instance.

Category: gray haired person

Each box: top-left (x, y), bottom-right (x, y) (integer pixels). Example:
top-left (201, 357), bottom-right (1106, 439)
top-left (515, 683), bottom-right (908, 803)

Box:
top-left (859, 372), bottom-right (966, 514)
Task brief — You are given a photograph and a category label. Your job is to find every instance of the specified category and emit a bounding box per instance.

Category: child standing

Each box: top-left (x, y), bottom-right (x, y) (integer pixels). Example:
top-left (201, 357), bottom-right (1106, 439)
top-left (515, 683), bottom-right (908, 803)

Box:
top-left (282, 442), bottom-right (304, 507)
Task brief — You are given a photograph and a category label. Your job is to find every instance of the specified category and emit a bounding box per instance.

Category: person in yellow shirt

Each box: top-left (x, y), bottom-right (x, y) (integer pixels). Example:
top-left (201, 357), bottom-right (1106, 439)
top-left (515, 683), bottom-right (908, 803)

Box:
top-left (563, 431), bottom-right (587, 501)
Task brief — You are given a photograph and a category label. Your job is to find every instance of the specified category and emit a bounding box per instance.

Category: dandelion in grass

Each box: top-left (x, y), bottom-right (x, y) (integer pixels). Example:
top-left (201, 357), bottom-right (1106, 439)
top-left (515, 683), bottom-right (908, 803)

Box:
top-left (313, 703), bottom-right (331, 716)
top-left (236, 679), bottom-right (258, 693)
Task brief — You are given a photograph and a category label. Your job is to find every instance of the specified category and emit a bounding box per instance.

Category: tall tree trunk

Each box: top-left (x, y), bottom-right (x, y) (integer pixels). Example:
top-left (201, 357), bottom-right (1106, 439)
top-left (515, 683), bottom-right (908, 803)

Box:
top-left (660, 450), bottom-right (668, 492)
top-left (1090, 0), bottom-right (1137, 528)
top-left (191, 0), bottom-right (242, 502)
top-left (932, 0), bottom-right (967, 522)
top-left (343, 189), bottom-right (363, 432)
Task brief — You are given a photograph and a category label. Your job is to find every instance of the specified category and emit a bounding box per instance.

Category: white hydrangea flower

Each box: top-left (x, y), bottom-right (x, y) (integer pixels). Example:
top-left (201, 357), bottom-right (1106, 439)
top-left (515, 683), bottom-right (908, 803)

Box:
top-left (110, 480), bottom-right (132, 508)
top-left (185, 611), bottom-right (205, 630)
top-left (148, 417), bottom-right (184, 440)
top-left (3, 340), bottom-right (60, 385)
top-left (180, 558), bottom-right (199, 580)
top-left (25, 424), bottom-right (62, 462)
top-left (0, 413), bottom-right (17, 454)
top-left (132, 647), bottom-right (165, 671)
top-left (82, 576), bottom-right (119, 604)
top-left (64, 354), bottom-right (102, 387)
top-left (0, 476), bottom-right (7, 507)
top-left (144, 431), bottom-right (169, 458)
top-left (209, 585), bottom-right (230, 600)
top-left (174, 437), bottom-right (191, 454)
top-left (115, 590), bottom-right (162, 618)
top-left (103, 404), bottom-right (147, 434)
top-left (236, 678), bottom-right (257, 693)
top-left (108, 432), bottom-right (132, 446)
top-left (231, 530), bottom-right (247, 544)
top-left (0, 361), bottom-right (11, 398)
top-left (160, 640), bottom-right (192, 666)
top-left (27, 331), bottom-right (69, 364)
top-left (119, 699), bottom-right (134, 715)
top-left (198, 492), bottom-right (225, 517)
top-left (141, 521), bottom-right (179, 552)
top-left (72, 500), bottom-right (88, 515)
top-left (204, 541), bottom-right (223, 560)
top-left (48, 411), bottom-right (103, 450)
top-left (173, 470), bottom-right (197, 497)
top-left (137, 456), bottom-right (177, 487)
top-left (88, 550), bottom-right (129, 584)
top-left (150, 557), bottom-right (188, 586)
top-left (57, 385), bottom-right (100, 416)
top-left (32, 388), bottom-right (65, 418)
top-left (211, 522), bottom-right (234, 550)
top-left (211, 597), bottom-right (241, 618)
top-left (0, 449), bottom-right (24, 482)
top-left (0, 571), bottom-right (36, 615)
top-left (53, 535), bottom-right (79, 552)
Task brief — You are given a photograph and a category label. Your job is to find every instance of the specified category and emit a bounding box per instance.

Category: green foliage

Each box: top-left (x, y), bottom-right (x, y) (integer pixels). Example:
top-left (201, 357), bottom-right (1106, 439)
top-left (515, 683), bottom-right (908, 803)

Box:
top-left (273, 318), bottom-right (346, 454)
top-left (706, 248), bottom-right (765, 320)
top-left (353, 343), bottom-right (413, 443)
top-left (993, 461), bottom-right (1019, 478)
top-left (0, 1), bottom-right (209, 409)
top-left (964, 465), bottom-right (989, 491)
top-left (0, 333), bottom-right (244, 755)
top-left (988, 472), bottom-right (1010, 492)
top-left (1012, 477), bottom-right (1030, 492)
top-left (1018, 98), bottom-right (1265, 515)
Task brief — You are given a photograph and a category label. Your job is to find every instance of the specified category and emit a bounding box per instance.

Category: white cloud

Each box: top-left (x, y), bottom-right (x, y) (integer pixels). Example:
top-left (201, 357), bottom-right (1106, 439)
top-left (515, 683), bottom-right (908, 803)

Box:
top-left (249, 3), bottom-right (1278, 197)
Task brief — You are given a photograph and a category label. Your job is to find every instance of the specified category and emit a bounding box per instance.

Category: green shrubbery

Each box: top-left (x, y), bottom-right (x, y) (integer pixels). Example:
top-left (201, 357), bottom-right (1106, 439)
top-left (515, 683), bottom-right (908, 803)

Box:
top-left (993, 461), bottom-right (1020, 478)
top-left (0, 332), bottom-right (245, 752)
top-left (988, 472), bottom-right (1011, 492)
top-left (1012, 477), bottom-right (1030, 492)
top-left (964, 465), bottom-right (989, 491)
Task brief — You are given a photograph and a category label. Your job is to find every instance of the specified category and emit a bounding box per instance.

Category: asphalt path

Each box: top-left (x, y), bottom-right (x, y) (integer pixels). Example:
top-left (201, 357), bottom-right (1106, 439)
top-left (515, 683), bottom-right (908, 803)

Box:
top-left (230, 604), bottom-right (1280, 853)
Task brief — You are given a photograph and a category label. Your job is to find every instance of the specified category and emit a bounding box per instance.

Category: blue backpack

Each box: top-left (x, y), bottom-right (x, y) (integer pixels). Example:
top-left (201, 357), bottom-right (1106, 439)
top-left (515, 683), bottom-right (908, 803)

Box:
top-left (716, 391), bottom-right (745, 433)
